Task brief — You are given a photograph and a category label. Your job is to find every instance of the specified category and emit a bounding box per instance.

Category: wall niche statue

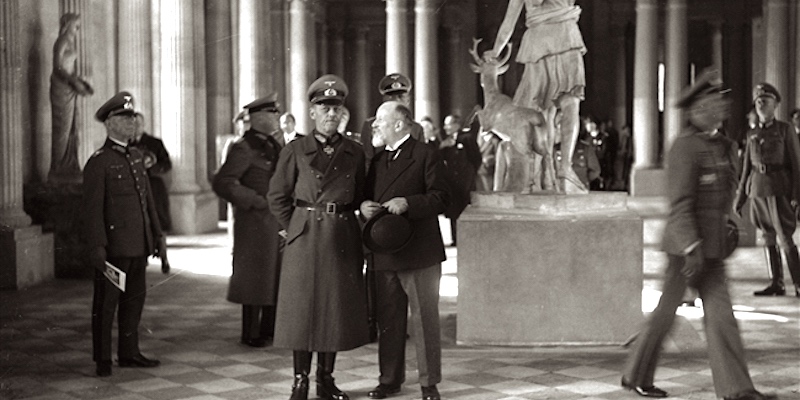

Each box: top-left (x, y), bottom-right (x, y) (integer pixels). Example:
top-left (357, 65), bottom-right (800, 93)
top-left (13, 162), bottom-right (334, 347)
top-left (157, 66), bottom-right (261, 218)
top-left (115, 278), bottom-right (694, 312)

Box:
top-left (49, 13), bottom-right (93, 183)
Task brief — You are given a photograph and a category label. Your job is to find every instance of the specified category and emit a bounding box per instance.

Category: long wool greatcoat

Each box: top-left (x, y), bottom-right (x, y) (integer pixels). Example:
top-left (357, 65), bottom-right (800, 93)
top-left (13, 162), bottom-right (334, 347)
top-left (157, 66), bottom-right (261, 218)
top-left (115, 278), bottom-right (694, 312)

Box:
top-left (267, 132), bottom-right (370, 352)
top-left (212, 130), bottom-right (283, 306)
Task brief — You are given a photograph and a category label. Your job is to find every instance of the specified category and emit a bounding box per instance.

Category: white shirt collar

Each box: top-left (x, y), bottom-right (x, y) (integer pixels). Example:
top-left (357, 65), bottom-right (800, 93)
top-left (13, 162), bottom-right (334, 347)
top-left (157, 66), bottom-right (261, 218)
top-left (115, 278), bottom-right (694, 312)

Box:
top-left (283, 130), bottom-right (297, 142)
top-left (109, 137), bottom-right (128, 147)
top-left (385, 133), bottom-right (411, 152)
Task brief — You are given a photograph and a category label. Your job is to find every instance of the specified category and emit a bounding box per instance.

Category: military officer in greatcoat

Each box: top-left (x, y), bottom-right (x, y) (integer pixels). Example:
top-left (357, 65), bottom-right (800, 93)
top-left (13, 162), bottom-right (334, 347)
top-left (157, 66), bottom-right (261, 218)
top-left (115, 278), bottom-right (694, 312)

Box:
top-left (213, 93), bottom-right (284, 348)
top-left (267, 74), bottom-right (369, 400)
top-left (622, 70), bottom-right (777, 400)
top-left (733, 83), bottom-right (800, 297)
top-left (83, 92), bottom-right (166, 377)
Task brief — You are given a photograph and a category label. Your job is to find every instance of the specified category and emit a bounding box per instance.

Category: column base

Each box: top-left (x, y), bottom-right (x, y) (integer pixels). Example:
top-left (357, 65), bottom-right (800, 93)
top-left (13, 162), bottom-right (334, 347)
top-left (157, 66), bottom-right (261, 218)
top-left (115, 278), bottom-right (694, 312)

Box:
top-left (169, 190), bottom-right (219, 235)
top-left (0, 225), bottom-right (54, 290)
top-left (630, 168), bottom-right (666, 197)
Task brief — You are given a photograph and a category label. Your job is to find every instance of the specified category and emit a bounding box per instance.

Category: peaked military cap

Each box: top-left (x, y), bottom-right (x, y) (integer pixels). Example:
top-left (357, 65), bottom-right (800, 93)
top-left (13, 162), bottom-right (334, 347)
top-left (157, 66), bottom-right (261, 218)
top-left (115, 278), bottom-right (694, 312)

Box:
top-left (378, 73), bottom-right (412, 96)
top-left (752, 82), bottom-right (781, 103)
top-left (675, 69), bottom-right (726, 109)
top-left (96, 91), bottom-right (135, 122)
top-left (307, 74), bottom-right (348, 105)
top-left (244, 92), bottom-right (280, 113)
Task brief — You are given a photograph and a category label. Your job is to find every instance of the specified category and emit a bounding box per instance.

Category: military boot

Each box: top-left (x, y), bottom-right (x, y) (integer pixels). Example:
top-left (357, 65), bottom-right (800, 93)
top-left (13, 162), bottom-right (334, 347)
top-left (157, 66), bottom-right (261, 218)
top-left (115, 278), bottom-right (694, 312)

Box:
top-left (783, 246), bottom-right (800, 297)
top-left (316, 352), bottom-right (348, 400)
top-left (289, 351), bottom-right (312, 400)
top-left (754, 246), bottom-right (785, 296)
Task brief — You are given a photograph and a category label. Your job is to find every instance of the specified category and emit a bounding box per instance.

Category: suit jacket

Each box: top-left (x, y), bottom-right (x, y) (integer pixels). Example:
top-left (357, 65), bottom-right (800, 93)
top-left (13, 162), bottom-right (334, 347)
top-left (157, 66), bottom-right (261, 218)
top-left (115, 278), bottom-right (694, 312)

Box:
top-left (440, 126), bottom-right (481, 219)
top-left (272, 131), bottom-right (305, 148)
top-left (365, 138), bottom-right (449, 271)
top-left (661, 127), bottom-right (738, 259)
top-left (82, 139), bottom-right (163, 258)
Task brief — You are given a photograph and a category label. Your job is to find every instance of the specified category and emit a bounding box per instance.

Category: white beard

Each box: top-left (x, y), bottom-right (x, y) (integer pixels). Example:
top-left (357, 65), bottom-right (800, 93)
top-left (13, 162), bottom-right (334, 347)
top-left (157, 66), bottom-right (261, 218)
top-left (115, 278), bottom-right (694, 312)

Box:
top-left (371, 134), bottom-right (385, 148)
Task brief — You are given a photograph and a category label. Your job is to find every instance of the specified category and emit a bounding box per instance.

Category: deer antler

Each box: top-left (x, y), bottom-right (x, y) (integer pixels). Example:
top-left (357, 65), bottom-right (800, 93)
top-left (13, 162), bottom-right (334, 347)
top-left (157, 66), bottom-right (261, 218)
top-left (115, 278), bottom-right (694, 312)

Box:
top-left (469, 38), bottom-right (483, 65)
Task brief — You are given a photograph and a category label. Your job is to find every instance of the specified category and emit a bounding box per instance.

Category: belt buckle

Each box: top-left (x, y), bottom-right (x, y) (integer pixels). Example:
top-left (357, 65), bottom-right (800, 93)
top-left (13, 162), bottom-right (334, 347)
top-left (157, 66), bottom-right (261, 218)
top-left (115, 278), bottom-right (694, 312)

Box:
top-left (326, 202), bottom-right (337, 214)
top-left (758, 164), bottom-right (767, 173)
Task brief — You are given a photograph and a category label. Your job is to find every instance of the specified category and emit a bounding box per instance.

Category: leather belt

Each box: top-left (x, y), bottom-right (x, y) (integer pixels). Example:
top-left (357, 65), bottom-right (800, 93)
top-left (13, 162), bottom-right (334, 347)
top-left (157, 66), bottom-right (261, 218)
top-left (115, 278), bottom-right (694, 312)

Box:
top-left (755, 164), bottom-right (783, 174)
top-left (295, 199), bottom-right (355, 214)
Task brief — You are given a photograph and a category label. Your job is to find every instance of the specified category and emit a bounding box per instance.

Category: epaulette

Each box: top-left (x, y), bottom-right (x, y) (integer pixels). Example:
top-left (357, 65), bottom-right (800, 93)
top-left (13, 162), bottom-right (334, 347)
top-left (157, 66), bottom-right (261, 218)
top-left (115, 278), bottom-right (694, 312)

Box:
top-left (89, 149), bottom-right (105, 159)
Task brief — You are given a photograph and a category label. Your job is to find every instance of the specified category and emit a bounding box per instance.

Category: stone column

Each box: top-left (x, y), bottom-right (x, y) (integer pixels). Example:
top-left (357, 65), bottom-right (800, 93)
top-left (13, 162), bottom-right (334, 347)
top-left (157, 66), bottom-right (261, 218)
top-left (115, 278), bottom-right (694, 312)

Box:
top-left (796, 2), bottom-right (800, 108)
top-left (630, 0), bottom-right (661, 196)
top-left (414, 0), bottom-right (439, 123)
top-left (611, 23), bottom-right (628, 128)
top-left (663, 0), bottom-right (687, 152)
top-left (318, 24), bottom-right (329, 74)
top-left (353, 27), bottom-right (370, 131)
top-left (288, 0), bottom-right (315, 134)
top-left (385, 0), bottom-right (409, 76)
top-left (764, 0), bottom-right (790, 119)
top-left (238, 0), bottom-right (274, 109)
top-left (710, 20), bottom-right (723, 71)
top-left (117, 0), bottom-right (153, 120)
top-left (155, 0), bottom-right (216, 234)
top-left (446, 25), bottom-right (464, 118)
top-left (205, 0), bottom-right (234, 178)
top-left (1, 0), bottom-right (54, 289)
top-left (330, 26), bottom-right (346, 79)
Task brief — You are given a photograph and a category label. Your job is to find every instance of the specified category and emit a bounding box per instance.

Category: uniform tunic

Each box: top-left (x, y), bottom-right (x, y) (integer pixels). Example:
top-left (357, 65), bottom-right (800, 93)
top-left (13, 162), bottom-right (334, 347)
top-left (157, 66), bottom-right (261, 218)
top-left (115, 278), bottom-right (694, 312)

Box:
top-left (734, 119), bottom-right (800, 246)
top-left (267, 132), bottom-right (370, 352)
top-left (213, 130), bottom-right (283, 306)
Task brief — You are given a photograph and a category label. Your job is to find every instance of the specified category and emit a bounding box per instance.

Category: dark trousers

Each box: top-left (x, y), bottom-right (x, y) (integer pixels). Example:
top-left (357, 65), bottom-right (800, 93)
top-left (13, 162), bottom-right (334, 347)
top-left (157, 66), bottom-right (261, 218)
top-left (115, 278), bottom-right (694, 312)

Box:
top-left (623, 255), bottom-right (754, 398)
top-left (375, 264), bottom-right (442, 387)
top-left (751, 195), bottom-right (796, 247)
top-left (242, 305), bottom-right (275, 340)
top-left (92, 256), bottom-right (148, 362)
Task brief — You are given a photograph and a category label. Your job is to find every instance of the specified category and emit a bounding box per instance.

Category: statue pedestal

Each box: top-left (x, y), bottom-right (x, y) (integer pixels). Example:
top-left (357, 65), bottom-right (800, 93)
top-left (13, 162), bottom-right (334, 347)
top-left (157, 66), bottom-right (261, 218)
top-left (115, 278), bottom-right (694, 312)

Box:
top-left (457, 192), bottom-right (643, 345)
top-left (23, 183), bottom-right (90, 279)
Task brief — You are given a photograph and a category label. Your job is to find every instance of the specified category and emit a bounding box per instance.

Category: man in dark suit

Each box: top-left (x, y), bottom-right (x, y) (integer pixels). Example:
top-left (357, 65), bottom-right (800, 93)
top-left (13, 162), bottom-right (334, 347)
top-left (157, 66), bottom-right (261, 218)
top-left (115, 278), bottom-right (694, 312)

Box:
top-left (622, 70), bottom-right (776, 400)
top-left (83, 92), bottom-right (166, 377)
top-left (361, 101), bottom-right (449, 400)
top-left (212, 93), bottom-right (283, 348)
top-left (276, 112), bottom-right (304, 147)
top-left (439, 114), bottom-right (481, 246)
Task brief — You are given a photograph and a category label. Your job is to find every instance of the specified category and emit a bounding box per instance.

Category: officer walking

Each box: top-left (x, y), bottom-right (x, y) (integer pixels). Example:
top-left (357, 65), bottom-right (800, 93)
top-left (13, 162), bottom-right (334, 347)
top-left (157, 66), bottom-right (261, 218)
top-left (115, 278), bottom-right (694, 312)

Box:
top-left (83, 92), bottom-right (166, 377)
top-left (733, 83), bottom-right (800, 297)
top-left (267, 75), bottom-right (370, 400)
top-left (213, 93), bottom-right (284, 348)
top-left (623, 70), bottom-right (776, 400)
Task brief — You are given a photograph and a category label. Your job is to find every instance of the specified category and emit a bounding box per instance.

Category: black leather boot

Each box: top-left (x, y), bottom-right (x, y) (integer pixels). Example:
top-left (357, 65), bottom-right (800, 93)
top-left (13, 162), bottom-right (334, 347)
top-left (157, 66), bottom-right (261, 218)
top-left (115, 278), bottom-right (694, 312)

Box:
top-left (755, 246), bottom-right (785, 296)
top-left (289, 351), bottom-right (312, 400)
top-left (784, 246), bottom-right (800, 297)
top-left (316, 352), bottom-right (348, 400)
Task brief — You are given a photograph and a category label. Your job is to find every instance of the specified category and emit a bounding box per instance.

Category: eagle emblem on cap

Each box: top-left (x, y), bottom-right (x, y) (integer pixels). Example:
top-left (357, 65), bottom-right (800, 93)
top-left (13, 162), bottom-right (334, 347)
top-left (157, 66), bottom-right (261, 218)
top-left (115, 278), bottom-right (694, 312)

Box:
top-left (324, 80), bottom-right (336, 87)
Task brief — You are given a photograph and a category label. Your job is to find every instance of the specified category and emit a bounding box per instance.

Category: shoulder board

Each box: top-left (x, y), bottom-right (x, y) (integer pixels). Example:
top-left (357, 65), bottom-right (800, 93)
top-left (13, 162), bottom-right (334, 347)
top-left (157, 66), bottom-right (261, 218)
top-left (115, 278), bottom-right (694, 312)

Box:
top-left (89, 149), bottom-right (105, 159)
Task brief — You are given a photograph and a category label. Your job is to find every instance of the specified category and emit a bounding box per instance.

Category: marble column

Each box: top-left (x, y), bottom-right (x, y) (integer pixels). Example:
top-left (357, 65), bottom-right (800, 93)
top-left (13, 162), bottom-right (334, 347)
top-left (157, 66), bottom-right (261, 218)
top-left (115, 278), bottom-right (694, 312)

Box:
top-left (318, 24), bottom-right (329, 75)
top-left (353, 27), bottom-right (370, 132)
top-left (630, 0), bottom-right (661, 196)
top-left (288, 0), bottom-right (315, 134)
top-left (117, 0), bottom-right (153, 120)
top-left (611, 23), bottom-right (628, 128)
top-left (1, 0), bottom-right (54, 289)
top-left (764, 0), bottom-right (790, 119)
top-left (710, 20), bottom-right (723, 71)
top-left (238, 0), bottom-right (274, 109)
top-left (155, 0), bottom-right (216, 234)
top-left (795, 2), bottom-right (800, 108)
top-left (205, 0), bottom-right (234, 179)
top-left (330, 27), bottom-right (346, 79)
top-left (414, 0), bottom-right (439, 123)
top-left (663, 0), bottom-right (687, 152)
top-left (385, 0), bottom-right (409, 76)
top-left (446, 25), bottom-right (464, 118)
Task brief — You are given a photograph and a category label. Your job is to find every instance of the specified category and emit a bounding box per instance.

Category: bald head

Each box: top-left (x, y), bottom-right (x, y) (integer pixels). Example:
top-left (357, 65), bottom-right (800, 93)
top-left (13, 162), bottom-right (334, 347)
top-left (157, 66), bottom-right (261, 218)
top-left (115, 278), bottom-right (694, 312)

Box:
top-left (371, 101), bottom-right (413, 148)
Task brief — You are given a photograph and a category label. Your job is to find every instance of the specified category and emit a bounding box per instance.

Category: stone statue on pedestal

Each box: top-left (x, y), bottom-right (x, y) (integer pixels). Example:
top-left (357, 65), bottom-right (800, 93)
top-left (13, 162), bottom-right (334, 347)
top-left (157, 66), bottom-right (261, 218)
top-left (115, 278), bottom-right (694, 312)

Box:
top-left (482, 0), bottom-right (588, 194)
top-left (49, 13), bottom-right (93, 184)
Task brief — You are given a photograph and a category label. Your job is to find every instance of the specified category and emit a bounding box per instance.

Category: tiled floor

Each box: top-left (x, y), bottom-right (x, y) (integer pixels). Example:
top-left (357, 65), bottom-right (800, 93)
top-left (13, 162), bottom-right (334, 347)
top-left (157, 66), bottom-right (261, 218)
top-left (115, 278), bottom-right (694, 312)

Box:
top-left (2, 219), bottom-right (799, 400)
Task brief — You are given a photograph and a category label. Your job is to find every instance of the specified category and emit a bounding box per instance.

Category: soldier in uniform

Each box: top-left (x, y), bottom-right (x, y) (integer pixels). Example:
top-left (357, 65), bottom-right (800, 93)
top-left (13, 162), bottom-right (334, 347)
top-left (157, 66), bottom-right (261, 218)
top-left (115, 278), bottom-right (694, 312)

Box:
top-left (360, 73), bottom-right (424, 164)
top-left (83, 92), bottom-right (166, 377)
top-left (212, 93), bottom-right (284, 348)
top-left (439, 114), bottom-right (481, 246)
top-left (623, 71), bottom-right (776, 400)
top-left (733, 83), bottom-right (800, 297)
top-left (131, 112), bottom-right (173, 236)
top-left (267, 75), bottom-right (369, 400)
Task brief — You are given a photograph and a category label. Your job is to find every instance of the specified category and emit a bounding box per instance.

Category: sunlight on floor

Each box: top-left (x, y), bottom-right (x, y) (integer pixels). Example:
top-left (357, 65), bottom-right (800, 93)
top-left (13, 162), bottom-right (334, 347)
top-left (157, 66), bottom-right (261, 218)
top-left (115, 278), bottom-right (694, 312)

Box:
top-left (643, 288), bottom-right (789, 322)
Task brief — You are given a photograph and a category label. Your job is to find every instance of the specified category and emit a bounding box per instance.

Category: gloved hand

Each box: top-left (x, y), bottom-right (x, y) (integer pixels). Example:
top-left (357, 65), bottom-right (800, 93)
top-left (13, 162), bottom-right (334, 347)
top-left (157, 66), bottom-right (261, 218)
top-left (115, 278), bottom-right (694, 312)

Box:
top-left (682, 247), bottom-right (705, 289)
top-left (88, 246), bottom-right (106, 271)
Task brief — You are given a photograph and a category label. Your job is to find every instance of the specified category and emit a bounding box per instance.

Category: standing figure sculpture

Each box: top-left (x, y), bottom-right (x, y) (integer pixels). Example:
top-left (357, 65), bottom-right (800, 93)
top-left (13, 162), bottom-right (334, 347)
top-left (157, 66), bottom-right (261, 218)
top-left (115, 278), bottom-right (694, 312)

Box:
top-left (487, 0), bottom-right (588, 194)
top-left (50, 13), bottom-right (94, 183)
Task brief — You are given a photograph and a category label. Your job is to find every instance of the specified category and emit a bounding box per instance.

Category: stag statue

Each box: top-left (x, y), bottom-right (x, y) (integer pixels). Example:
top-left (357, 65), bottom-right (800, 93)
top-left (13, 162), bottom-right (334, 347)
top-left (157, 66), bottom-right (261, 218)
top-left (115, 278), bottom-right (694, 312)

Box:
top-left (469, 38), bottom-right (556, 193)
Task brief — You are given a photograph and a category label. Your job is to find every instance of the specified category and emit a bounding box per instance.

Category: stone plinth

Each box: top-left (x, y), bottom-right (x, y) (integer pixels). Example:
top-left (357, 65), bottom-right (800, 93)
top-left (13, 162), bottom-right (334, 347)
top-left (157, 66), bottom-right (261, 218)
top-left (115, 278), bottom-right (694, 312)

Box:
top-left (457, 192), bottom-right (643, 345)
top-left (0, 225), bottom-right (54, 290)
